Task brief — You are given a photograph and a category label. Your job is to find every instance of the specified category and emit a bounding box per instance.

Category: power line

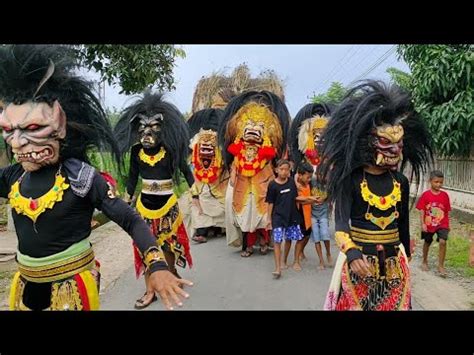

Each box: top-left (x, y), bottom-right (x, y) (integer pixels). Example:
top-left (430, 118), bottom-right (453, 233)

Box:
top-left (316, 45), bottom-right (381, 93)
top-left (344, 47), bottom-right (396, 86)
top-left (349, 46), bottom-right (396, 85)
top-left (337, 45), bottom-right (382, 84)
top-left (313, 45), bottom-right (357, 93)
top-left (371, 56), bottom-right (400, 81)
top-left (319, 45), bottom-right (368, 88)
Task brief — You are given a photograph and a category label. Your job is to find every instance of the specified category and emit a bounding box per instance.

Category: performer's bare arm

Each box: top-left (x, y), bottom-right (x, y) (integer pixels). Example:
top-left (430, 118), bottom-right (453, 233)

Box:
top-left (420, 210), bottom-right (426, 232)
top-left (267, 203), bottom-right (273, 230)
top-left (179, 158), bottom-right (195, 188)
top-left (296, 195), bottom-right (318, 205)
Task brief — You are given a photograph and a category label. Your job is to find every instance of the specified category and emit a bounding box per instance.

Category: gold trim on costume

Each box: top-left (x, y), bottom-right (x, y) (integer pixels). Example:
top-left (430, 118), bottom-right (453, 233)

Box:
top-left (9, 172), bottom-right (69, 223)
top-left (335, 231), bottom-right (359, 254)
top-left (18, 249), bottom-right (95, 283)
top-left (350, 226), bottom-right (398, 234)
top-left (139, 147), bottom-right (166, 167)
top-left (136, 193), bottom-right (178, 220)
top-left (360, 178), bottom-right (401, 211)
top-left (155, 214), bottom-right (183, 246)
top-left (143, 247), bottom-right (166, 269)
top-left (364, 211), bottom-right (399, 230)
top-left (385, 255), bottom-right (404, 287)
top-left (50, 278), bottom-right (83, 310)
top-left (142, 179), bottom-right (174, 193)
top-left (350, 227), bottom-right (399, 244)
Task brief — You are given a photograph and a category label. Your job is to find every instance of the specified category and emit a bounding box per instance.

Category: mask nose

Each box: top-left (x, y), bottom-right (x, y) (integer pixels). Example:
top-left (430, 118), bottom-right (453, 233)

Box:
top-left (9, 129), bottom-right (28, 150)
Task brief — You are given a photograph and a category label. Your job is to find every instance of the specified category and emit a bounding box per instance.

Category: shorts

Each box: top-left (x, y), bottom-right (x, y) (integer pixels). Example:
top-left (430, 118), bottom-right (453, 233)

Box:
top-left (311, 217), bottom-right (330, 243)
top-left (272, 225), bottom-right (303, 244)
top-left (421, 228), bottom-right (449, 243)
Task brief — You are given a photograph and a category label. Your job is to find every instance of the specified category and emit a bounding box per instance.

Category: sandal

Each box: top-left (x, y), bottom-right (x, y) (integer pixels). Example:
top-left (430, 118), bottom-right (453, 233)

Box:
top-left (134, 293), bottom-right (157, 310)
top-left (192, 235), bottom-right (207, 243)
top-left (241, 248), bottom-right (253, 257)
top-left (272, 271), bottom-right (281, 279)
top-left (260, 244), bottom-right (269, 255)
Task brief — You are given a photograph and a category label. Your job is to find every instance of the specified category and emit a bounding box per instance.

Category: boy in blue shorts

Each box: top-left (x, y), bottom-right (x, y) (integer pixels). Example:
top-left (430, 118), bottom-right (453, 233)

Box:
top-left (266, 159), bottom-right (303, 279)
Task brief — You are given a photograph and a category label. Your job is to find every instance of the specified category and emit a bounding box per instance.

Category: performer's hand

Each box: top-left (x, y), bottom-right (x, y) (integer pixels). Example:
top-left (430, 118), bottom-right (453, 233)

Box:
top-left (421, 224), bottom-right (427, 232)
top-left (314, 196), bottom-right (323, 204)
top-left (350, 255), bottom-right (371, 278)
top-left (122, 192), bottom-right (132, 205)
top-left (148, 270), bottom-right (193, 310)
top-left (192, 197), bottom-right (203, 215)
top-left (294, 175), bottom-right (303, 191)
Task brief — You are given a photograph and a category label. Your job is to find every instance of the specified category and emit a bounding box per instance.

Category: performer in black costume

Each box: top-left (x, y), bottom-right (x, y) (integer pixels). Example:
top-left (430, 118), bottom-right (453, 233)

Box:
top-left (0, 45), bottom-right (191, 310)
top-left (115, 91), bottom-right (195, 309)
top-left (319, 80), bottom-right (432, 310)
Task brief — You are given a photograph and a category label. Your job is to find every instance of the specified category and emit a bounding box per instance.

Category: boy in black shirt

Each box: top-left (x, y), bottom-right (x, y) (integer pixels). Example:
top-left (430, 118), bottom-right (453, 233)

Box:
top-left (266, 159), bottom-right (303, 279)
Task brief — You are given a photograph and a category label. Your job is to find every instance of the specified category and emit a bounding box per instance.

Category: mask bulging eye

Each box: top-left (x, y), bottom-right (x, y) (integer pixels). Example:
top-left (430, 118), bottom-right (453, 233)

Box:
top-left (26, 124), bottom-right (41, 131)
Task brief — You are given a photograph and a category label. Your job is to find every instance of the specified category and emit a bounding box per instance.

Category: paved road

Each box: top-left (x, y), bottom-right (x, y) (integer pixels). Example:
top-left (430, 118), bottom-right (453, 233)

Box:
top-left (101, 235), bottom-right (342, 310)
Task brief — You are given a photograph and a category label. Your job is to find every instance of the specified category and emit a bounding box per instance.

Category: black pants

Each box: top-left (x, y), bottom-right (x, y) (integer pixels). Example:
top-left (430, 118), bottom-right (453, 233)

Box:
top-left (195, 227), bottom-right (209, 236)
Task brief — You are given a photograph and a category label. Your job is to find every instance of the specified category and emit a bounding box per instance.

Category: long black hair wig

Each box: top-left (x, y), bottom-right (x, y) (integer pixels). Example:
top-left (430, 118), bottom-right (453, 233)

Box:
top-left (114, 91), bottom-right (190, 184)
top-left (0, 44), bottom-right (120, 164)
top-left (317, 80), bottom-right (433, 207)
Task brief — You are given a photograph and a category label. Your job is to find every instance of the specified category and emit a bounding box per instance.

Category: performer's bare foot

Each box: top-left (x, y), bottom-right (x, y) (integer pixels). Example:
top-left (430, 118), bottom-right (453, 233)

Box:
top-left (241, 248), bottom-right (253, 257)
top-left (272, 270), bottom-right (281, 279)
top-left (438, 266), bottom-right (447, 277)
top-left (421, 263), bottom-right (429, 271)
top-left (326, 254), bottom-right (333, 267)
top-left (293, 263), bottom-right (302, 271)
top-left (300, 253), bottom-right (307, 261)
top-left (91, 219), bottom-right (100, 228)
top-left (318, 264), bottom-right (325, 271)
top-left (281, 263), bottom-right (289, 270)
top-left (192, 235), bottom-right (207, 243)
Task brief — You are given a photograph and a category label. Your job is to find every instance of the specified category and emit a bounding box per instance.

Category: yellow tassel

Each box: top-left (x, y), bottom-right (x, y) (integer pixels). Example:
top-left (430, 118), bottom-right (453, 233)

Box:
top-left (9, 272), bottom-right (21, 310)
top-left (80, 270), bottom-right (100, 310)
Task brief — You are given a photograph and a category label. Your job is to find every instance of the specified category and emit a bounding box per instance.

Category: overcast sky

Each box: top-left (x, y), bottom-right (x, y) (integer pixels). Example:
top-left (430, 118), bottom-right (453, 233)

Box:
top-left (97, 45), bottom-right (409, 117)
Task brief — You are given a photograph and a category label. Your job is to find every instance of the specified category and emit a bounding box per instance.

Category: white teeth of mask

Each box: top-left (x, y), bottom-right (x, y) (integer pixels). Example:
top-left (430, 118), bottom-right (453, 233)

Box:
top-left (376, 153), bottom-right (384, 165)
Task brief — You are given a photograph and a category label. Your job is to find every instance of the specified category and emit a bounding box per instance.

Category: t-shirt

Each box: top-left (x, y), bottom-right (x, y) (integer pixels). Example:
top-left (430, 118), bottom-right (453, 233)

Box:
top-left (311, 177), bottom-right (329, 219)
top-left (265, 178), bottom-right (301, 228)
top-left (416, 189), bottom-right (451, 232)
top-left (297, 183), bottom-right (312, 230)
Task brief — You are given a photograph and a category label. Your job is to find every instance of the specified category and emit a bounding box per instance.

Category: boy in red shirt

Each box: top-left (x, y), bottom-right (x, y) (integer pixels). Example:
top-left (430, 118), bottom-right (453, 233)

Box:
top-left (416, 170), bottom-right (451, 277)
